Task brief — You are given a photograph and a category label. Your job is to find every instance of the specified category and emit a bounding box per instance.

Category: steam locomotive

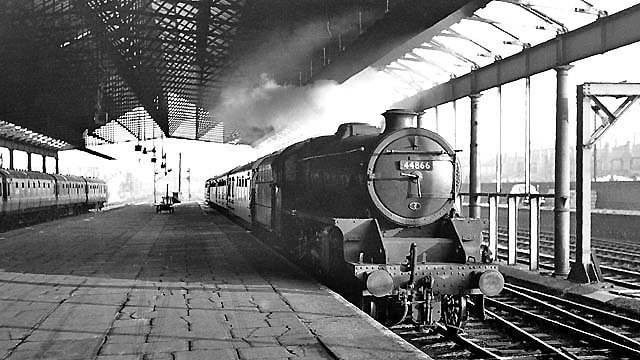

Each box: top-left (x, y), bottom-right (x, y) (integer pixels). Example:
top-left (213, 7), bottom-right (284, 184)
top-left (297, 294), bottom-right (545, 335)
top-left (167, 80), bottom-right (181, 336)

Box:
top-left (0, 169), bottom-right (107, 226)
top-left (205, 109), bottom-right (503, 329)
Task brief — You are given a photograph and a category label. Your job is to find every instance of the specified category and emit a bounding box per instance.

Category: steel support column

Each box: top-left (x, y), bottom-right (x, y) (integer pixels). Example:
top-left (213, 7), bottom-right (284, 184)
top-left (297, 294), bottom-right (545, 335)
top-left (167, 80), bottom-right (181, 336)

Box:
top-left (55, 155), bottom-right (59, 174)
top-left (568, 84), bottom-right (596, 282)
top-left (564, 82), bottom-right (640, 282)
top-left (42, 155), bottom-right (47, 173)
top-left (496, 86), bottom-right (502, 193)
top-left (27, 152), bottom-right (31, 171)
top-left (524, 77), bottom-right (531, 194)
top-left (469, 93), bottom-right (481, 218)
top-left (554, 65), bottom-right (572, 277)
top-left (9, 149), bottom-right (13, 170)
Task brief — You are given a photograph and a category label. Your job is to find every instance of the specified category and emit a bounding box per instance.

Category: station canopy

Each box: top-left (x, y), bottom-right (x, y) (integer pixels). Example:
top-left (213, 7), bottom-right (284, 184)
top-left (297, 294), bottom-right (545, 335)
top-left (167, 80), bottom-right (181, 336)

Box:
top-left (0, 0), bottom-right (638, 149)
top-left (376, 0), bottom-right (638, 102)
top-left (2, 0), bottom-right (434, 147)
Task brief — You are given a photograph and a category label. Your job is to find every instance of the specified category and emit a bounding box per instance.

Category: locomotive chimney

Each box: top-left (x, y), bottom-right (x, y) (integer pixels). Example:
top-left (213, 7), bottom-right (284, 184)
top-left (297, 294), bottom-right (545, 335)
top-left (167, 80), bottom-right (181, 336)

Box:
top-left (382, 109), bottom-right (418, 134)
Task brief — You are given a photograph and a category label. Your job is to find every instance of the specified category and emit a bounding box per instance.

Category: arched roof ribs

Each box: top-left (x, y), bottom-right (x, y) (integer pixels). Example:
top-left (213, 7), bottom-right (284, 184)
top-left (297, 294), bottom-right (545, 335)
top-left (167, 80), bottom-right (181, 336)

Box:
top-left (403, 52), bottom-right (456, 79)
top-left (466, 15), bottom-right (530, 48)
top-left (438, 29), bottom-right (501, 61)
top-left (394, 3), bottom-right (640, 111)
top-left (423, 40), bottom-right (479, 70)
top-left (497, 0), bottom-right (568, 33)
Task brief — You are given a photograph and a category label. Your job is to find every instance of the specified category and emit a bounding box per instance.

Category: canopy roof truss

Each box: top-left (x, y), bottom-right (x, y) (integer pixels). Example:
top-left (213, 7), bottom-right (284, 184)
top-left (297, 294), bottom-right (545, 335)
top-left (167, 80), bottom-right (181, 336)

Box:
top-left (393, 0), bottom-right (640, 110)
top-left (378, 0), bottom-right (640, 106)
top-left (0, 0), bottom-right (244, 146)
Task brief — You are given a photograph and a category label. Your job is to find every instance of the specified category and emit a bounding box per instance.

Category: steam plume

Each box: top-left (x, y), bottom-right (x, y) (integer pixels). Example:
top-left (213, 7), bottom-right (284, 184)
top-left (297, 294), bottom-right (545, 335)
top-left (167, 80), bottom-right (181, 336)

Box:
top-left (213, 68), bottom-right (410, 152)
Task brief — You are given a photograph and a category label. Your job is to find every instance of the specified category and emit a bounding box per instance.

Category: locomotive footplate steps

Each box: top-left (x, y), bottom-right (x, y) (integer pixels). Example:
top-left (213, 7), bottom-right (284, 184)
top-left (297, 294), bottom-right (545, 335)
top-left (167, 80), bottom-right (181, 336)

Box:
top-left (0, 203), bottom-right (429, 360)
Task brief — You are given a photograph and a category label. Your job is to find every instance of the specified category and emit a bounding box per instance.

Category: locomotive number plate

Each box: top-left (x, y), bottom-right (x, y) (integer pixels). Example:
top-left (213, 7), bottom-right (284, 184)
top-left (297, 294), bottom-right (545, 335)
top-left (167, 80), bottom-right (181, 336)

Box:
top-left (399, 160), bottom-right (433, 171)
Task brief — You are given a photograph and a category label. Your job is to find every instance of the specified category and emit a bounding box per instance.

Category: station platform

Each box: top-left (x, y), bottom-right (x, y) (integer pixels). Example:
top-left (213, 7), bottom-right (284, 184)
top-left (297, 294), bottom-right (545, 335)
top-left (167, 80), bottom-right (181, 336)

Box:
top-left (0, 203), bottom-right (428, 360)
top-left (501, 265), bottom-right (640, 317)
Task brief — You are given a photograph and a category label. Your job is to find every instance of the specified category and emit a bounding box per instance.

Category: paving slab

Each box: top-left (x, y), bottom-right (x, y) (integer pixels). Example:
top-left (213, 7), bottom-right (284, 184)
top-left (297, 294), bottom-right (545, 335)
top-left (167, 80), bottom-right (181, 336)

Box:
top-left (0, 203), bottom-right (429, 360)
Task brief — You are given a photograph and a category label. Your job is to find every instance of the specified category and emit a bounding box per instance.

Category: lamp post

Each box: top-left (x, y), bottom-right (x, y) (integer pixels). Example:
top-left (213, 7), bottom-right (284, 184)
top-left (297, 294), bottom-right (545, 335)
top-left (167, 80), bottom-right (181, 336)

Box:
top-left (186, 168), bottom-right (191, 200)
top-left (153, 165), bottom-right (157, 204)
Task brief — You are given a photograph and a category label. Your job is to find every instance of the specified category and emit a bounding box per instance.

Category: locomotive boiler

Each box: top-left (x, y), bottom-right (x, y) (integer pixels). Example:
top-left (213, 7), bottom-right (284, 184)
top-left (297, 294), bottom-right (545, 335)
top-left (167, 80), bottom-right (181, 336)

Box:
top-left (206, 109), bottom-right (504, 329)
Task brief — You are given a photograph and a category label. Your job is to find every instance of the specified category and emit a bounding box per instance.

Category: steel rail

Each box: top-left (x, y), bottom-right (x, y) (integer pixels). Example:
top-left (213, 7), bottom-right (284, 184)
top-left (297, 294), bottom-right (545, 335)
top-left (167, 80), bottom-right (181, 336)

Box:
top-left (536, 237), bottom-right (640, 259)
top-left (486, 298), bottom-right (640, 357)
top-left (483, 309), bottom-right (573, 360)
top-left (496, 243), bottom-right (640, 273)
top-left (503, 286), bottom-right (640, 350)
top-left (500, 244), bottom-right (640, 277)
top-left (497, 227), bottom-right (640, 260)
top-left (494, 233), bottom-right (640, 289)
top-left (435, 323), bottom-right (506, 360)
top-left (496, 224), bottom-right (640, 250)
top-left (496, 246), bottom-right (640, 289)
top-left (505, 283), bottom-right (640, 328)
top-left (601, 277), bottom-right (640, 289)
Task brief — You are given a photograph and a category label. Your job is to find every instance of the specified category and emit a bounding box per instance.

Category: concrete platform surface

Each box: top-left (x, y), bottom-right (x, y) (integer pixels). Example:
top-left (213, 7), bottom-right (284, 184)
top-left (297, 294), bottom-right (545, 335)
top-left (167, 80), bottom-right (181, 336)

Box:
top-left (0, 203), bottom-right (429, 360)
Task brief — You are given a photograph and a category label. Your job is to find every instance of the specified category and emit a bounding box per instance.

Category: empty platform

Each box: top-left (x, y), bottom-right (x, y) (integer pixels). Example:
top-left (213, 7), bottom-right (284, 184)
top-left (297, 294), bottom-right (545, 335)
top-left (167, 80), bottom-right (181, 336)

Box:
top-left (0, 203), bottom-right (428, 360)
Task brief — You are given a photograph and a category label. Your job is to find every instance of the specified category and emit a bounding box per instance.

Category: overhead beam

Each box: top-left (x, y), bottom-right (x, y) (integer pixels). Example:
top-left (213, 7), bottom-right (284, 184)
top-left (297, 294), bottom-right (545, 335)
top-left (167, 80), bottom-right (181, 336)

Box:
top-left (76, 146), bottom-right (116, 160)
top-left (372, 0), bottom-right (491, 69)
top-left (396, 3), bottom-right (640, 110)
top-left (313, 0), bottom-right (481, 83)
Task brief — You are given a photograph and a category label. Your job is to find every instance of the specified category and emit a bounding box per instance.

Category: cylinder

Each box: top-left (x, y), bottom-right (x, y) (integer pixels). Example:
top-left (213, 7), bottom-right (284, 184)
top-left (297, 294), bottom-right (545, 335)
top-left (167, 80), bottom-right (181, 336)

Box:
top-left (554, 65), bottom-right (572, 277)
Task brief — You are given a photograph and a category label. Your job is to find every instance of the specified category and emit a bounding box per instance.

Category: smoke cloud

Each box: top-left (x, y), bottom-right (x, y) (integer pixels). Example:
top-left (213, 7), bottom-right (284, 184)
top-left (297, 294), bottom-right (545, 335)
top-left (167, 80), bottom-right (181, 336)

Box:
top-left (212, 68), bottom-right (411, 152)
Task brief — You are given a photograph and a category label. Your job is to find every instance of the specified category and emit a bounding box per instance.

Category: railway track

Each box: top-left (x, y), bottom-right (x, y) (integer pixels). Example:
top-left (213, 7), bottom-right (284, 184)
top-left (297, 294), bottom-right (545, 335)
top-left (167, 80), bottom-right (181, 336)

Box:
top-left (492, 227), bottom-right (640, 289)
top-left (395, 283), bottom-right (640, 359)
